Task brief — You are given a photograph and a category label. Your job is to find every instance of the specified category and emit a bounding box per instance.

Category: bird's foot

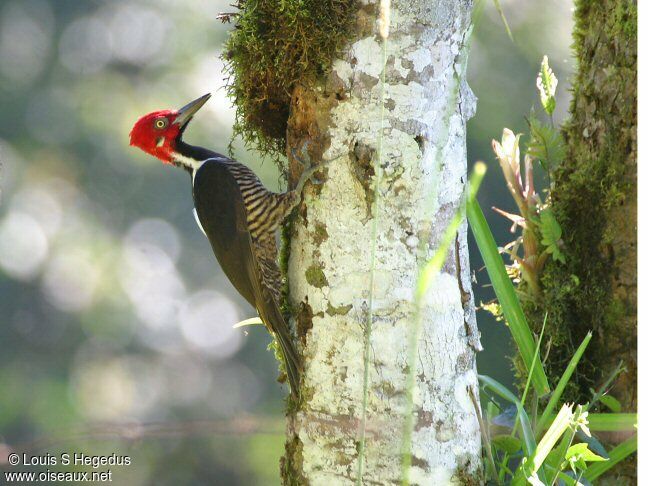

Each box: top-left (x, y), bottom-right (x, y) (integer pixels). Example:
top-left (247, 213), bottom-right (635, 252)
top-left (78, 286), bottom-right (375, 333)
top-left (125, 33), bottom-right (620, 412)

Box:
top-left (292, 145), bottom-right (331, 194)
top-left (298, 161), bottom-right (331, 187)
top-left (291, 143), bottom-right (345, 194)
top-left (294, 163), bottom-right (328, 194)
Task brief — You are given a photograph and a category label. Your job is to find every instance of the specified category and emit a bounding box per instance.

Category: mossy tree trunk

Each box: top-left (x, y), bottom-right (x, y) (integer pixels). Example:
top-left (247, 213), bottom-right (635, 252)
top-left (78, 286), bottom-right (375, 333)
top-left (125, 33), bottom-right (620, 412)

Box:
top-left (280, 1), bottom-right (482, 483)
top-left (539, 0), bottom-right (636, 410)
top-left (534, 0), bottom-right (636, 480)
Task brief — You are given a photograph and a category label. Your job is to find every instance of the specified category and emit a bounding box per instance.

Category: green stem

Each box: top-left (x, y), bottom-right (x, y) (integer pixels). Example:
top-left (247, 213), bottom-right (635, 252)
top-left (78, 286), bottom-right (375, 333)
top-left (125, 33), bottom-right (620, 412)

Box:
top-left (355, 25), bottom-right (388, 486)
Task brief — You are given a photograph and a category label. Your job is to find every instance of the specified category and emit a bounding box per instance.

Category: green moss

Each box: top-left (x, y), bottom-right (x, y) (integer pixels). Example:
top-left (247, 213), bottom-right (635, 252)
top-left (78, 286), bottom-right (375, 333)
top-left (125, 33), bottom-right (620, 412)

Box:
top-left (312, 222), bottom-right (329, 245)
top-left (326, 303), bottom-right (352, 316)
top-left (268, 338), bottom-right (290, 386)
top-left (611, 0), bottom-right (637, 38)
top-left (224, 0), bottom-right (358, 161)
top-left (281, 435), bottom-right (307, 486)
top-left (305, 265), bottom-right (329, 288)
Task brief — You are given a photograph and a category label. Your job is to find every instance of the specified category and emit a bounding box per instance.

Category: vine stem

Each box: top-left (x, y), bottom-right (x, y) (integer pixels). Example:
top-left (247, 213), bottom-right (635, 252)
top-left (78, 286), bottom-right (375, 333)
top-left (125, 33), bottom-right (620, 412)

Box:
top-left (355, 7), bottom-right (389, 484)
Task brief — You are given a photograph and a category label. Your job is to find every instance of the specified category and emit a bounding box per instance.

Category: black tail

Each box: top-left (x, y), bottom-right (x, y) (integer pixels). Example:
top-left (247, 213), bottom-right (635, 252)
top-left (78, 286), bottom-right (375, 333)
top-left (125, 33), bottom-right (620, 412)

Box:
top-left (257, 289), bottom-right (302, 398)
top-left (273, 320), bottom-right (301, 397)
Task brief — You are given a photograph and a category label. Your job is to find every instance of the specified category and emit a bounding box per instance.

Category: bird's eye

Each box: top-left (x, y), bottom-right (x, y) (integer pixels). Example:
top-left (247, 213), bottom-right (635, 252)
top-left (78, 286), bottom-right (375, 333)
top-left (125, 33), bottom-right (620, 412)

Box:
top-left (154, 118), bottom-right (168, 129)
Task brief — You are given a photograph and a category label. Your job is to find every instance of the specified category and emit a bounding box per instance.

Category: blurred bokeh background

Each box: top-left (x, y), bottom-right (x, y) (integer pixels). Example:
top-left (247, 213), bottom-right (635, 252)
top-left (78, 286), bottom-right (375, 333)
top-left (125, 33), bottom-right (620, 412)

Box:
top-left (0, 0), bottom-right (573, 483)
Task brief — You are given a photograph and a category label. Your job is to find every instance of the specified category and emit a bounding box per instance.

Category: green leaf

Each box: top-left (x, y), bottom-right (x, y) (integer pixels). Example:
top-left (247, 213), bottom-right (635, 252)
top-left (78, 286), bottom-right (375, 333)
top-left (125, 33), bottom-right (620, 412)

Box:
top-left (584, 435), bottom-right (637, 481)
top-left (540, 208), bottom-right (566, 263)
top-left (510, 469), bottom-right (527, 486)
top-left (565, 443), bottom-right (607, 463)
top-left (587, 361), bottom-right (626, 411)
top-left (566, 443), bottom-right (607, 475)
top-left (576, 431), bottom-right (609, 459)
top-left (544, 448), bottom-right (564, 474)
top-left (536, 55), bottom-right (557, 115)
top-left (492, 434), bottom-right (522, 454)
top-left (527, 115), bottom-right (565, 171)
top-left (555, 471), bottom-right (585, 486)
top-left (599, 395), bottom-right (622, 413)
top-left (468, 202), bottom-right (551, 395)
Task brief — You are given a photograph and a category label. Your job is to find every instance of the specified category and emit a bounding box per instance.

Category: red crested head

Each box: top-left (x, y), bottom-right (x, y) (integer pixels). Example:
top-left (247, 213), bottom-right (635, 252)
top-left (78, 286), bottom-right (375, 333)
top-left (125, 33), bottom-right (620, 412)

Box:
top-left (129, 93), bottom-right (211, 165)
top-left (129, 109), bottom-right (181, 164)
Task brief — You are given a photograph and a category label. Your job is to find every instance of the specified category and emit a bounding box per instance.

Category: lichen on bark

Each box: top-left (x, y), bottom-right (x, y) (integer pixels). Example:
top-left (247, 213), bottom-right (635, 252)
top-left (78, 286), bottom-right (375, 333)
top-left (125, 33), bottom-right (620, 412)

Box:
top-left (283, 1), bottom-right (482, 483)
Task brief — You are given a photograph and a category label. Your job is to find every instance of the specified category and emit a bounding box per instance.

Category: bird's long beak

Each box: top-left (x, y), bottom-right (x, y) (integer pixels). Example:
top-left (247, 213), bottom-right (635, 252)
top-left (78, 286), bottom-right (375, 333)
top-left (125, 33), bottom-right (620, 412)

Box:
top-left (174, 93), bottom-right (211, 127)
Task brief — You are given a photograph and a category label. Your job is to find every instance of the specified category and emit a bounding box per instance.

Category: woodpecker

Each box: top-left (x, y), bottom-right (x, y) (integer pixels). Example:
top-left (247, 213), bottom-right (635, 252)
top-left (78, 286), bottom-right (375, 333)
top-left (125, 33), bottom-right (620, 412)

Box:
top-left (129, 93), bottom-right (320, 396)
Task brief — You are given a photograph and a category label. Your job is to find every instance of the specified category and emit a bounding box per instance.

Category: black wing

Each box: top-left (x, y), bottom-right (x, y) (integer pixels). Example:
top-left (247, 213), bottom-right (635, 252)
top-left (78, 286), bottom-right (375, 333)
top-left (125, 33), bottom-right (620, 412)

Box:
top-left (193, 160), bottom-right (256, 307)
top-left (192, 160), bottom-right (301, 394)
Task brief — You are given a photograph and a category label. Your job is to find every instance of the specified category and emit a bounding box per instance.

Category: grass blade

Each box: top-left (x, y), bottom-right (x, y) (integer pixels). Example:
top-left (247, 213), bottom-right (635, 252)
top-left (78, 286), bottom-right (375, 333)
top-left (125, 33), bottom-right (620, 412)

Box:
top-left (536, 413), bottom-right (637, 432)
top-left (467, 200), bottom-right (550, 395)
top-left (537, 413), bottom-right (636, 432)
top-left (468, 386), bottom-right (500, 485)
top-left (583, 435), bottom-right (637, 481)
top-left (581, 413), bottom-right (636, 432)
top-left (491, 0), bottom-right (514, 42)
top-left (519, 313), bottom-right (547, 410)
top-left (536, 332), bottom-right (592, 434)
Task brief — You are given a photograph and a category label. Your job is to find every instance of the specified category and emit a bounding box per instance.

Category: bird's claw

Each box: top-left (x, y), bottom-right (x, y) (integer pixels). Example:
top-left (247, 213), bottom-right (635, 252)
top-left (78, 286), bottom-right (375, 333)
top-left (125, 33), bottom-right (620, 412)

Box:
top-left (291, 142), bottom-right (347, 194)
top-left (295, 160), bottom-right (331, 194)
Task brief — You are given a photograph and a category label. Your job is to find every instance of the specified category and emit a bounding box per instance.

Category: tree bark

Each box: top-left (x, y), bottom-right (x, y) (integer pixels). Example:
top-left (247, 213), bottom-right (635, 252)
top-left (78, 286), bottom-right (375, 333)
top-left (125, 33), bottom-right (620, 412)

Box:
top-left (282, 1), bottom-right (482, 483)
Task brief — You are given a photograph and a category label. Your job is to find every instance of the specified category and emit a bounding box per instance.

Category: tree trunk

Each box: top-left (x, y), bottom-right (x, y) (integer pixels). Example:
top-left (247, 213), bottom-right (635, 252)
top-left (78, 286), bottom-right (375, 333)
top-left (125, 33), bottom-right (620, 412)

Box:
top-left (537, 0), bottom-right (636, 481)
top-left (540, 0), bottom-right (636, 412)
top-left (282, 1), bottom-right (482, 483)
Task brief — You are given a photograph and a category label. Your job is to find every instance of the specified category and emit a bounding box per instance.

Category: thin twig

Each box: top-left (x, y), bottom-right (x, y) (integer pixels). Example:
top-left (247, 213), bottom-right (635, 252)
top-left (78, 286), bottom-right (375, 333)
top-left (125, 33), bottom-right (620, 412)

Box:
top-left (587, 361), bottom-right (626, 411)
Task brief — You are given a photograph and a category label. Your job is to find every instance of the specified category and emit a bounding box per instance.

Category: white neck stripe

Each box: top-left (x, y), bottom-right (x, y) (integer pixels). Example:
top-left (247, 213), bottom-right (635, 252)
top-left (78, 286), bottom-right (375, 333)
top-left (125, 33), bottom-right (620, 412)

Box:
top-left (172, 152), bottom-right (205, 172)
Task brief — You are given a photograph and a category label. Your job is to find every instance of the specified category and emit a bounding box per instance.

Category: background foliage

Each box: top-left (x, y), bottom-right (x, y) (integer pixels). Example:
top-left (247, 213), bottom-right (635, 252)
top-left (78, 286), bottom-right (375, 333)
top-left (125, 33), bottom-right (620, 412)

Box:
top-left (0, 0), bottom-right (574, 483)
